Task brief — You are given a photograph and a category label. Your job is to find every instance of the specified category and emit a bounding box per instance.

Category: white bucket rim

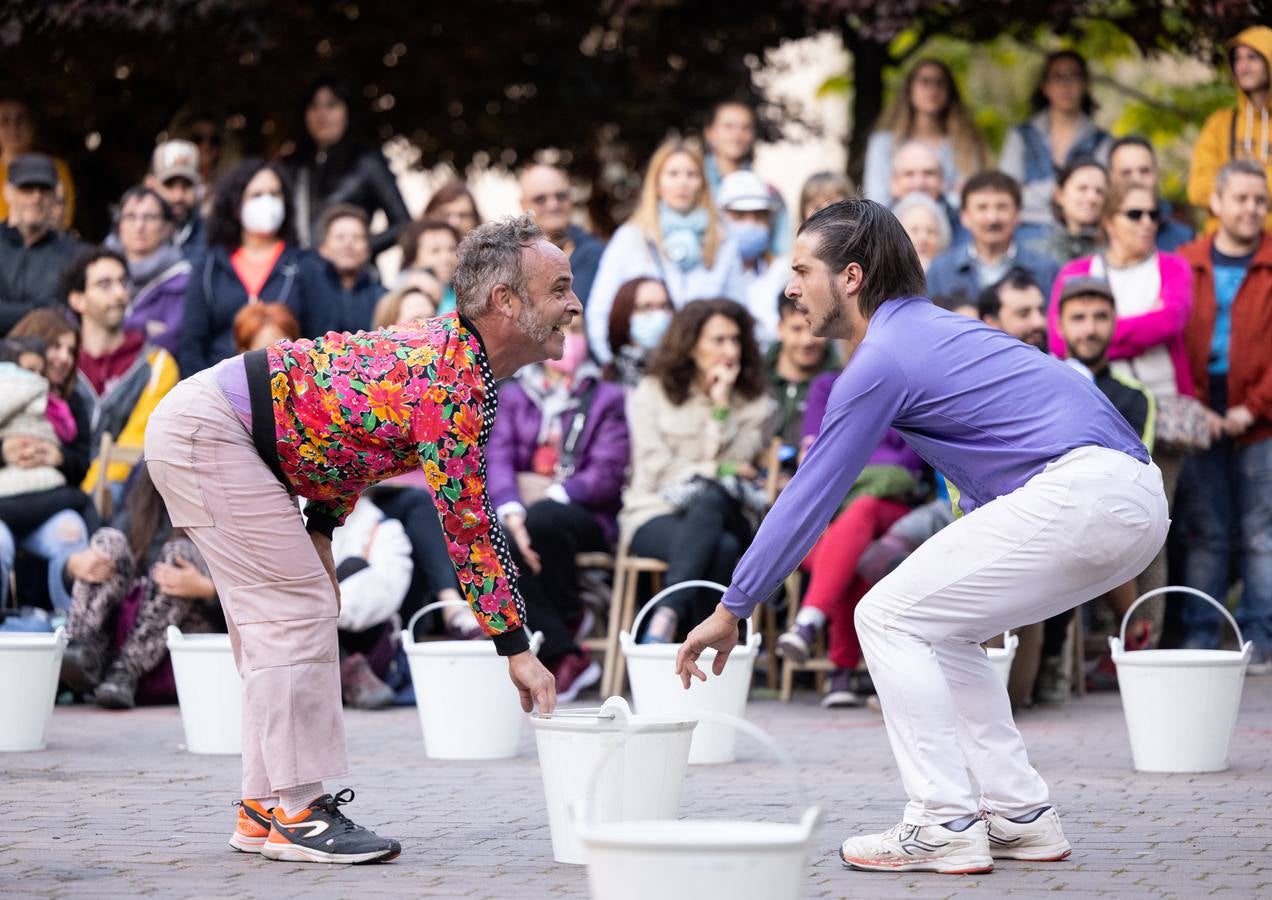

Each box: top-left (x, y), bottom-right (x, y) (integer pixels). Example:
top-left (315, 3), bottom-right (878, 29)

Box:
top-left (401, 600), bottom-right (543, 656)
top-left (619, 579), bottom-right (758, 653)
top-left (1109, 638), bottom-right (1253, 667)
top-left (531, 696), bottom-right (697, 734)
top-left (0, 628), bottom-right (67, 649)
top-left (581, 815), bottom-right (817, 851)
top-left (165, 627), bottom-right (233, 652)
top-left (620, 636), bottom-right (762, 659)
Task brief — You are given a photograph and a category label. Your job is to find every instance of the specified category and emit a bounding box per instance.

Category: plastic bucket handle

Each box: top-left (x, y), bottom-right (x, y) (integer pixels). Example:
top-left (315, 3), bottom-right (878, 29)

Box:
top-left (628, 580), bottom-right (753, 644)
top-left (1119, 586), bottom-right (1244, 652)
top-left (581, 707), bottom-right (819, 835)
top-left (405, 598), bottom-right (543, 654)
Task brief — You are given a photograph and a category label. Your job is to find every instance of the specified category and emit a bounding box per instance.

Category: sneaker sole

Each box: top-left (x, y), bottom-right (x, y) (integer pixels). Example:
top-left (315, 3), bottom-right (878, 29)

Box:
top-left (990, 845), bottom-right (1072, 862)
top-left (776, 634), bottom-right (811, 664)
top-left (228, 833), bottom-right (267, 853)
top-left (821, 690), bottom-right (863, 709)
top-left (260, 841), bottom-right (401, 864)
top-left (839, 847), bottom-right (993, 874)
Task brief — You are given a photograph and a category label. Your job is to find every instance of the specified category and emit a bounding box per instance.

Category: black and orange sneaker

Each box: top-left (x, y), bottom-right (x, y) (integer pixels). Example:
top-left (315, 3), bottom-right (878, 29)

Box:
top-left (229, 799), bottom-right (274, 853)
top-left (261, 789), bottom-right (401, 864)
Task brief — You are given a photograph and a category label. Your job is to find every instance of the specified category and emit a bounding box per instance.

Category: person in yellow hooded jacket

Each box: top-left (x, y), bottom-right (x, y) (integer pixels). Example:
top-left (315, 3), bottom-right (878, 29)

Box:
top-left (1189, 25), bottom-right (1272, 232)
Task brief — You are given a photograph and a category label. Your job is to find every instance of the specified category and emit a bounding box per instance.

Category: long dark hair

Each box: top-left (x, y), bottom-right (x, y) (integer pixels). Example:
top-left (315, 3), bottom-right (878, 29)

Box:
top-left (126, 463), bottom-right (167, 563)
top-left (293, 75), bottom-right (363, 191)
top-left (7, 308), bottom-right (79, 399)
top-left (876, 58), bottom-right (988, 181)
top-left (1030, 50), bottom-right (1098, 116)
top-left (207, 159), bottom-right (297, 249)
top-left (646, 298), bottom-right (767, 406)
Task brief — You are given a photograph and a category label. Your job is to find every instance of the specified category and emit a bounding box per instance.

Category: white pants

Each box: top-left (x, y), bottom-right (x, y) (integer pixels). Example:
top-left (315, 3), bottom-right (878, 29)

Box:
top-left (855, 447), bottom-right (1168, 825)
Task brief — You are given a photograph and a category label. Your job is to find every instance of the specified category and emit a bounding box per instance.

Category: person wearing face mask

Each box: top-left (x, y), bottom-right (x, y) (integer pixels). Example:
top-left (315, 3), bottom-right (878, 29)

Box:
top-left (586, 140), bottom-right (746, 365)
top-left (603, 277), bottom-right (673, 390)
top-left (718, 170), bottom-right (790, 347)
top-left (487, 317), bottom-right (629, 700)
top-left (179, 159), bottom-right (326, 376)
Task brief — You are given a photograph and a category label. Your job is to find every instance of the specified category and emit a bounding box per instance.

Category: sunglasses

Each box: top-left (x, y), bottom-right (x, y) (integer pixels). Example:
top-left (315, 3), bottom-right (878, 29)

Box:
top-left (1119, 208), bottom-right (1160, 223)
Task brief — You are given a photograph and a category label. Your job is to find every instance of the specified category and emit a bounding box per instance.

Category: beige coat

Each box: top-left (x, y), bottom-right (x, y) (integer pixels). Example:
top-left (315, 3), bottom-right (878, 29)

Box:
top-left (619, 375), bottom-right (776, 538)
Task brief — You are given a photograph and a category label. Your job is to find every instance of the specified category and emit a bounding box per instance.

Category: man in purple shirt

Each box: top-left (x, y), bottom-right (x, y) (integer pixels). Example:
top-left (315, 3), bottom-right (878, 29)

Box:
top-left (676, 199), bottom-right (1168, 875)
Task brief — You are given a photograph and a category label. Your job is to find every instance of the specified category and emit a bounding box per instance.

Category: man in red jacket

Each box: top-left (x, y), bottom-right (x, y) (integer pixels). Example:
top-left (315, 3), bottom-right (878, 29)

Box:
top-left (1177, 159), bottom-right (1272, 672)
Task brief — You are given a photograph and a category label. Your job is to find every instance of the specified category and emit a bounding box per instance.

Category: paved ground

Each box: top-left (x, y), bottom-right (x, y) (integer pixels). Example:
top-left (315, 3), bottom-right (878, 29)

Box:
top-left (3, 677), bottom-right (1271, 899)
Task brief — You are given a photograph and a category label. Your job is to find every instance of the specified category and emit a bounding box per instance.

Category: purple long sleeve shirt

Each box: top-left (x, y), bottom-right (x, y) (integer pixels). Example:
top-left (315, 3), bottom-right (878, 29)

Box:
top-left (722, 297), bottom-right (1149, 617)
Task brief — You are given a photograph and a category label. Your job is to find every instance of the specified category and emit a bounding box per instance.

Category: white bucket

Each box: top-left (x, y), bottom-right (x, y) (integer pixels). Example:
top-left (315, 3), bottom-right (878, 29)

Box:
top-left (402, 600), bottom-right (544, 760)
top-left (1111, 587), bottom-right (1252, 773)
top-left (620, 580), bottom-right (760, 764)
top-left (0, 627), bottom-right (67, 751)
top-left (986, 631), bottom-right (1017, 686)
top-left (166, 626), bottom-right (242, 755)
top-left (578, 712), bottom-right (820, 900)
top-left (531, 696), bottom-right (695, 865)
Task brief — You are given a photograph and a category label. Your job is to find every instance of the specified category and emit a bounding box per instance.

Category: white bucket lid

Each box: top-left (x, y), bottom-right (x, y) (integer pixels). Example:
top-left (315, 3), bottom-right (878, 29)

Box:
top-left (530, 696), bottom-right (696, 735)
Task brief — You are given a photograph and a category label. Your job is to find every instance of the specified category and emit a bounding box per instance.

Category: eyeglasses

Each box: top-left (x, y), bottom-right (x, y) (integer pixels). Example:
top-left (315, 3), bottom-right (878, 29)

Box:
top-left (530, 191), bottom-right (570, 206)
top-left (1119, 208), bottom-right (1160, 223)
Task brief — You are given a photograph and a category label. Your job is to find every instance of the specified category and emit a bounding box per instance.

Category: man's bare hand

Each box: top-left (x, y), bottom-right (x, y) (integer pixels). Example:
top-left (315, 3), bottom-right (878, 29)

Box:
top-left (311, 532), bottom-right (340, 612)
top-left (675, 603), bottom-right (741, 689)
top-left (508, 649), bottom-right (556, 714)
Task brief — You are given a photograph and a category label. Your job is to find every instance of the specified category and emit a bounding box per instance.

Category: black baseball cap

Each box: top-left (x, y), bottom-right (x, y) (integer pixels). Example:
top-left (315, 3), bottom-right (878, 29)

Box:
top-left (8, 153), bottom-right (57, 189)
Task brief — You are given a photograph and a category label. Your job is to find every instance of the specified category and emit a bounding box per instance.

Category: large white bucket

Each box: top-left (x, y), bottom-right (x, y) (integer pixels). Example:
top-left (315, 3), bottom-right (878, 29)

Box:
top-left (531, 695), bottom-right (695, 865)
top-left (1111, 587), bottom-right (1252, 773)
top-left (402, 600), bottom-right (543, 760)
top-left (620, 580), bottom-right (760, 764)
top-left (578, 712), bottom-right (819, 900)
top-left (986, 631), bottom-right (1017, 686)
top-left (166, 626), bottom-right (242, 755)
top-left (0, 627), bottom-right (67, 751)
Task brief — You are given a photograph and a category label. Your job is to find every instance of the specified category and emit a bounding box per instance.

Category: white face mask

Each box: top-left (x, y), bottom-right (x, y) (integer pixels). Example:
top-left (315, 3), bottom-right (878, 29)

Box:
top-left (240, 194), bottom-right (285, 235)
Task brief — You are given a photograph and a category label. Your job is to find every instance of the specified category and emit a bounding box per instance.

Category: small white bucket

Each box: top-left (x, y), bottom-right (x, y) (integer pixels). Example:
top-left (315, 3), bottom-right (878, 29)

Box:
top-left (986, 631), bottom-right (1017, 686)
top-left (620, 580), bottom-right (760, 764)
top-left (578, 711), bottom-right (819, 900)
top-left (402, 600), bottom-right (543, 760)
top-left (0, 627), bottom-right (67, 751)
top-left (166, 626), bottom-right (242, 755)
top-left (1111, 587), bottom-right (1252, 773)
top-left (531, 695), bottom-right (696, 865)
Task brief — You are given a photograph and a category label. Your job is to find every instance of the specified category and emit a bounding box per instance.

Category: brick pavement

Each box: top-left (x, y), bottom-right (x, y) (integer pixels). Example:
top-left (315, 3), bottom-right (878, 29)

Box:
top-left (3, 679), bottom-right (1271, 899)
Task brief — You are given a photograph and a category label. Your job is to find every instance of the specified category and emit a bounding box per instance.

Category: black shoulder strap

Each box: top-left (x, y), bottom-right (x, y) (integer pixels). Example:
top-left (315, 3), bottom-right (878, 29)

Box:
top-left (558, 381), bottom-right (599, 476)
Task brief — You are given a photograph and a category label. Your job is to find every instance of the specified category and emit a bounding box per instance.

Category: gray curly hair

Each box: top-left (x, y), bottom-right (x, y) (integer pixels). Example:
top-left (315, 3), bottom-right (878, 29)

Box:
top-left (453, 213), bottom-right (545, 318)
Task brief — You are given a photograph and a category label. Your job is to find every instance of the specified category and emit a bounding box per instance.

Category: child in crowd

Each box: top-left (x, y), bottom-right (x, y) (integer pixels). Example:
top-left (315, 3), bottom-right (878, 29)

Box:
top-left (0, 337), bottom-right (67, 498)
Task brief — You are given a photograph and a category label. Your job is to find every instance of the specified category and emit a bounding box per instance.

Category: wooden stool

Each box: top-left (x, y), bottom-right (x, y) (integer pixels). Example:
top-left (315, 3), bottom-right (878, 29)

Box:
top-left (602, 548), bottom-right (668, 697)
top-left (777, 571), bottom-right (834, 702)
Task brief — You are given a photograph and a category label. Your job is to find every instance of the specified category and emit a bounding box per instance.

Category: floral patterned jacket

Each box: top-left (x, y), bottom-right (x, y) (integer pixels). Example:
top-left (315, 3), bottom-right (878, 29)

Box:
top-left (244, 312), bottom-right (527, 654)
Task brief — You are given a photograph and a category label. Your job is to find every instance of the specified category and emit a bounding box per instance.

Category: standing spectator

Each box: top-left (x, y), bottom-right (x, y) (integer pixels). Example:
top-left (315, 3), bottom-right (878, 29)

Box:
top-left (488, 316), bottom-right (629, 700)
top-left (285, 77), bottom-right (410, 255)
top-left (863, 59), bottom-right (990, 209)
top-left (587, 140), bottom-right (746, 363)
top-left (621, 299), bottom-right (775, 643)
top-left (397, 218), bottom-right (460, 314)
top-left (926, 172), bottom-right (1060, 300)
top-left (146, 140), bottom-right (207, 265)
top-left (68, 248), bottom-right (179, 501)
top-left (1001, 51), bottom-right (1112, 244)
top-left (109, 186), bottom-right (192, 358)
top-left (766, 294), bottom-right (835, 463)
top-left (979, 270), bottom-right (1049, 351)
top-left (1177, 160), bottom-right (1272, 669)
top-left (185, 116), bottom-right (227, 190)
top-left (423, 179), bottom-right (482, 241)
top-left (718, 169), bottom-right (789, 345)
top-left (1109, 136), bottom-right (1195, 252)
top-left (305, 204), bottom-right (385, 334)
top-left (519, 163), bottom-right (605, 306)
top-left (798, 172), bottom-right (854, 222)
top-left (1188, 27), bottom-right (1272, 232)
top-left (179, 159), bottom-right (322, 375)
top-left (0, 154), bottom-right (79, 335)
top-left (893, 192), bottom-right (952, 272)
top-left (702, 100), bottom-right (791, 254)
top-left (603, 277), bottom-right (672, 390)
top-left (1043, 158), bottom-right (1108, 264)
top-left (0, 97), bottom-right (74, 228)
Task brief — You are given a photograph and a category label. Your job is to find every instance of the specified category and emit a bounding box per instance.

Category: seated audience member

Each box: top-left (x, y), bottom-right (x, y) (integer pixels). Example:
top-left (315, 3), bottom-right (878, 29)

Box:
top-left (0, 153), bottom-right (80, 336)
top-left (68, 248), bottom-right (179, 502)
top-left (397, 218), bottom-right (460, 314)
top-left (798, 172), bottom-right (854, 223)
top-left (1043, 157), bottom-right (1108, 264)
top-left (926, 171), bottom-right (1060, 301)
top-left (423, 178), bottom-right (482, 240)
top-left (109, 186), bottom-right (192, 357)
top-left (978, 269), bottom-right (1049, 351)
top-left (519, 162), bottom-right (605, 304)
top-left (604, 276), bottom-right (673, 390)
top-left (328, 495), bottom-right (413, 709)
top-left (59, 462), bottom-right (219, 709)
top-left (1109, 135), bottom-right (1195, 252)
top-left (932, 291), bottom-right (979, 318)
top-left (0, 337), bottom-right (66, 498)
top-left (1176, 160), bottom-right (1272, 669)
top-left (488, 316), bottom-right (629, 699)
top-left (232, 302), bottom-right (301, 353)
top-left (886, 140), bottom-right (963, 241)
top-left (622, 299), bottom-right (775, 643)
top-left (306, 203), bottom-right (386, 333)
top-left (766, 294), bottom-right (835, 470)
top-left (587, 140), bottom-right (746, 363)
top-left (718, 170), bottom-right (789, 345)
top-left (702, 99), bottom-right (790, 253)
top-left (146, 140), bottom-right (207, 264)
top-left (893, 192), bottom-right (952, 272)
top-left (371, 273), bottom-right (443, 330)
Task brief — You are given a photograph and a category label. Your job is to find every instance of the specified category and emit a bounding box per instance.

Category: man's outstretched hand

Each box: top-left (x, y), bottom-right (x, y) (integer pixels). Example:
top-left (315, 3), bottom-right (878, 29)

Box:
top-left (508, 649), bottom-right (557, 714)
top-left (675, 603), bottom-right (741, 689)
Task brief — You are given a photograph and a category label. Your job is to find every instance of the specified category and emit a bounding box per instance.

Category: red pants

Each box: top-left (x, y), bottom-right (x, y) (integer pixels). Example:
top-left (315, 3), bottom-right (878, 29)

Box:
top-left (800, 495), bottom-right (909, 670)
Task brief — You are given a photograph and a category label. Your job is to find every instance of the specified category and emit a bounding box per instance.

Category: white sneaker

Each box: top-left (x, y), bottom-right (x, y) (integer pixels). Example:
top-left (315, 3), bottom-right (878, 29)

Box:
top-left (983, 806), bottom-right (1072, 861)
top-left (839, 819), bottom-right (993, 874)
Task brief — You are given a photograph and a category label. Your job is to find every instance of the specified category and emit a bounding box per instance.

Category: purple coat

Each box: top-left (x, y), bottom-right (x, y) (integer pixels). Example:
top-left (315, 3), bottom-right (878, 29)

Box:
top-left (802, 370), bottom-right (924, 476)
top-left (487, 372), bottom-right (630, 543)
top-left (124, 265), bottom-right (190, 359)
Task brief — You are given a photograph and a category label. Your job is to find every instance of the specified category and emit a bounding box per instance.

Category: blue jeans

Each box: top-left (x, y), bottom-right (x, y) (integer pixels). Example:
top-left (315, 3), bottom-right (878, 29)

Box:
top-left (0, 510), bottom-right (90, 613)
top-left (1178, 434), bottom-right (1272, 650)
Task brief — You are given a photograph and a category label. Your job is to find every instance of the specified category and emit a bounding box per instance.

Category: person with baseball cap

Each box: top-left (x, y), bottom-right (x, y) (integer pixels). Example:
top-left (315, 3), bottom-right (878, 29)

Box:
top-left (718, 168), bottom-right (788, 345)
top-left (146, 140), bottom-right (206, 263)
top-left (0, 153), bottom-right (80, 336)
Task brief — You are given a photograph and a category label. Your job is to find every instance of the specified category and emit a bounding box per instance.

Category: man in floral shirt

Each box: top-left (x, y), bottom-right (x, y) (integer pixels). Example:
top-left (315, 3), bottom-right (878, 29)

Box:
top-left (145, 214), bottom-right (579, 865)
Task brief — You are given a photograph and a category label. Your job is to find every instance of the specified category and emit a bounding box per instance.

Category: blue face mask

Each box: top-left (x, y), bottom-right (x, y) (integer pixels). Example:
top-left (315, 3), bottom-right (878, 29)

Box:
top-left (730, 220), bottom-right (771, 261)
top-left (629, 309), bottom-right (673, 350)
